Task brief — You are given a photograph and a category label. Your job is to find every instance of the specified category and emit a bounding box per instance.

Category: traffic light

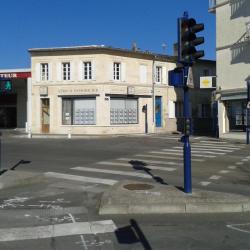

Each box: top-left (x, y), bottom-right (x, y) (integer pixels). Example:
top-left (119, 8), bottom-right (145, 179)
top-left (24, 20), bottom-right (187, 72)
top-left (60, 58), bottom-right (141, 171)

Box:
top-left (0, 80), bottom-right (12, 93)
top-left (184, 118), bottom-right (191, 135)
top-left (178, 17), bottom-right (205, 65)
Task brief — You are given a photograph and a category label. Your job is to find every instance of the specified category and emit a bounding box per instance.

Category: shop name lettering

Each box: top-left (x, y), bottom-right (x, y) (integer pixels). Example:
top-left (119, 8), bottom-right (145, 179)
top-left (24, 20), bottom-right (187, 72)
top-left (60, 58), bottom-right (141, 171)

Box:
top-left (0, 73), bottom-right (17, 78)
top-left (58, 88), bottom-right (98, 94)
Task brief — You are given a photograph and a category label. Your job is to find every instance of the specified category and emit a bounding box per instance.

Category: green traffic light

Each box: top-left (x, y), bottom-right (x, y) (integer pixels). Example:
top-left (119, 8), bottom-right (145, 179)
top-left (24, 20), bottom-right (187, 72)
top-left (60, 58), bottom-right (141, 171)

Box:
top-left (5, 81), bottom-right (12, 91)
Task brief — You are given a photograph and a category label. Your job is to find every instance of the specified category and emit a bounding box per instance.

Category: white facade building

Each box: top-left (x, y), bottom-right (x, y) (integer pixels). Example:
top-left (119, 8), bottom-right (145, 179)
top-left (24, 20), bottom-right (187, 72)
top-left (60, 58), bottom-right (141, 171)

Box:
top-left (209, 0), bottom-right (250, 134)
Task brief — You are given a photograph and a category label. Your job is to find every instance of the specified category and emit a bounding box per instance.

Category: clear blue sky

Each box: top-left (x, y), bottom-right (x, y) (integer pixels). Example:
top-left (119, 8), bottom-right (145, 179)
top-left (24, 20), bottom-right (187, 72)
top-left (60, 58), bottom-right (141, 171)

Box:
top-left (1, 0), bottom-right (215, 69)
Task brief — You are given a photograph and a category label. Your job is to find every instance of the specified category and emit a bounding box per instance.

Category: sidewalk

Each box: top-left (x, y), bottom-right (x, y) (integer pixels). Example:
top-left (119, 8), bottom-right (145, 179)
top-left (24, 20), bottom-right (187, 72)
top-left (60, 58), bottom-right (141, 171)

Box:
top-left (99, 180), bottom-right (250, 214)
top-left (220, 132), bottom-right (247, 142)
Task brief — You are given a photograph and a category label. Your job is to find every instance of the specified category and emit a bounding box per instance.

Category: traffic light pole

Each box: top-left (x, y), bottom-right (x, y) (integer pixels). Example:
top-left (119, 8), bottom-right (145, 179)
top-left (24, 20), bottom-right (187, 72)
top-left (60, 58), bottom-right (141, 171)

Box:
top-left (183, 66), bottom-right (192, 193)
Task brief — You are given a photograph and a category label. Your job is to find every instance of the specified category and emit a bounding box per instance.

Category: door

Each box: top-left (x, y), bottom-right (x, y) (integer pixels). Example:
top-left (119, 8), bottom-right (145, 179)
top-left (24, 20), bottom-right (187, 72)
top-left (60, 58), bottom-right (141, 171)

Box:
top-left (41, 98), bottom-right (50, 133)
top-left (155, 96), bottom-right (162, 127)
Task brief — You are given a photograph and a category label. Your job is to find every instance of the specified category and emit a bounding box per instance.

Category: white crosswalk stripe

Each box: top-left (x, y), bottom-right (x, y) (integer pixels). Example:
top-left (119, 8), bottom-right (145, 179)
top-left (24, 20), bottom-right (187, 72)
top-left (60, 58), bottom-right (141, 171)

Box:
top-left (45, 172), bottom-right (117, 185)
top-left (117, 157), bottom-right (181, 166)
top-left (96, 161), bottom-right (176, 171)
top-left (192, 144), bottom-right (241, 150)
top-left (160, 149), bottom-right (216, 158)
top-left (172, 147), bottom-right (225, 155)
top-left (71, 167), bottom-right (152, 179)
top-left (187, 145), bottom-right (234, 152)
top-left (134, 154), bottom-right (204, 162)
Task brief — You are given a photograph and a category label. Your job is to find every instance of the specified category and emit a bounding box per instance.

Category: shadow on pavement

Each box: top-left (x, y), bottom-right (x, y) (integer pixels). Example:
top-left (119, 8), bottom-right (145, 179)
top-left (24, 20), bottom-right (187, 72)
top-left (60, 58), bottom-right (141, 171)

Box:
top-left (129, 160), bottom-right (168, 185)
top-left (115, 219), bottom-right (153, 250)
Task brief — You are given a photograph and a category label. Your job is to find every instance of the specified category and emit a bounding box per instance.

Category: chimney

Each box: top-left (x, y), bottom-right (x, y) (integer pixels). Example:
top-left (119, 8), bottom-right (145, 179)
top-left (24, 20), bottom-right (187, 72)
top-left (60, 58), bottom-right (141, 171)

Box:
top-left (132, 42), bottom-right (138, 52)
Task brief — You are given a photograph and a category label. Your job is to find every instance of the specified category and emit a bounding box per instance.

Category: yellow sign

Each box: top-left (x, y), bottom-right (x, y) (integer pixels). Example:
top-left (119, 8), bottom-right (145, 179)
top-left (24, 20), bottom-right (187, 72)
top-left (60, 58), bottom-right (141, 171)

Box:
top-left (200, 77), bottom-right (213, 88)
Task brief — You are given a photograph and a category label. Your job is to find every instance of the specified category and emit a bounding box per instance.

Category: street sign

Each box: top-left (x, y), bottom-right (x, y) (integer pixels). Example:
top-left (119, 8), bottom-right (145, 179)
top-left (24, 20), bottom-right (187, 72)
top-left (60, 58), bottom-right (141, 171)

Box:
top-left (187, 67), bottom-right (194, 88)
top-left (168, 68), bottom-right (184, 87)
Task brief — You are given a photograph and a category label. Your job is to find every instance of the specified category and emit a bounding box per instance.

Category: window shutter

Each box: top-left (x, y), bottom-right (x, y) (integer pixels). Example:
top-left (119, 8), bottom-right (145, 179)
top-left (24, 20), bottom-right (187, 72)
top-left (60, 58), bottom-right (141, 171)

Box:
top-left (36, 63), bottom-right (40, 82)
top-left (109, 62), bottom-right (114, 81)
top-left (140, 65), bottom-right (147, 84)
top-left (48, 63), bottom-right (52, 81)
top-left (168, 100), bottom-right (175, 118)
top-left (56, 63), bottom-right (61, 81)
top-left (92, 61), bottom-right (96, 80)
top-left (78, 61), bottom-right (83, 81)
top-left (70, 62), bottom-right (74, 81)
top-left (121, 63), bottom-right (126, 82)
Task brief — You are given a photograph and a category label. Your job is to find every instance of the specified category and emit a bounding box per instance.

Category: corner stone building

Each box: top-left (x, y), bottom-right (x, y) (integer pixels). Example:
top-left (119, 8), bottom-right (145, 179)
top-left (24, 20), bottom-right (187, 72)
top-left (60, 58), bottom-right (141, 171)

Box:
top-left (209, 0), bottom-right (250, 135)
top-left (29, 45), bottom-right (215, 135)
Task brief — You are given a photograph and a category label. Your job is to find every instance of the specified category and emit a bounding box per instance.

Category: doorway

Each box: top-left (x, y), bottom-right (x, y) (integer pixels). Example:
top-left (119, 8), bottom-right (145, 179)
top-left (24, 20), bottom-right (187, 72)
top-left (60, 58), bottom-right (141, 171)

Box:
top-left (41, 98), bottom-right (50, 133)
top-left (155, 96), bottom-right (162, 127)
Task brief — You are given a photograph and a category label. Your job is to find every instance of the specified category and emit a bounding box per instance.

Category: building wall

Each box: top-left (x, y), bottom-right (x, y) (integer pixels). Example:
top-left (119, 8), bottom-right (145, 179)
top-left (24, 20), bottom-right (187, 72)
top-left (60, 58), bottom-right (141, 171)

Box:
top-left (30, 49), bottom-right (215, 135)
top-left (216, 1), bottom-right (250, 90)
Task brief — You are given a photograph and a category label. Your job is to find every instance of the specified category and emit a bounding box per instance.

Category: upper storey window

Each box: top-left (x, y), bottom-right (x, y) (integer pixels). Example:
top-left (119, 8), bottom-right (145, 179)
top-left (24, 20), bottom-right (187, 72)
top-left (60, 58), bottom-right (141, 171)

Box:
top-left (83, 62), bottom-right (92, 80)
top-left (62, 62), bottom-right (71, 81)
top-left (155, 66), bottom-right (162, 83)
top-left (41, 63), bottom-right (49, 81)
top-left (113, 62), bottom-right (121, 81)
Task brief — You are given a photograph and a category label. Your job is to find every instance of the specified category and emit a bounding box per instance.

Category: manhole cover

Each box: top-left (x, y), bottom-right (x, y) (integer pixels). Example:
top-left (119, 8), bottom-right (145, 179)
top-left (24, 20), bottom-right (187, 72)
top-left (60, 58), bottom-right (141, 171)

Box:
top-left (123, 183), bottom-right (154, 191)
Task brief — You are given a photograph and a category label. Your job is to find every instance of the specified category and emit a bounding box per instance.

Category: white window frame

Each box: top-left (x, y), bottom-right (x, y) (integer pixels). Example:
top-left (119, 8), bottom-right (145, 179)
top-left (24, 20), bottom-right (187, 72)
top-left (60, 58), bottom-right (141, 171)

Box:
top-left (83, 61), bottom-right (92, 80)
top-left (155, 66), bottom-right (162, 83)
top-left (113, 62), bottom-right (121, 81)
top-left (62, 62), bottom-right (71, 81)
top-left (41, 63), bottom-right (49, 81)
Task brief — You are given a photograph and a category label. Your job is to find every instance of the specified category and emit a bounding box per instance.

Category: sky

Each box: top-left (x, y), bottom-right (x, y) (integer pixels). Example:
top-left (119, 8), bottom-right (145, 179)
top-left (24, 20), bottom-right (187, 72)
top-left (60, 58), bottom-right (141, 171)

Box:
top-left (0, 0), bottom-right (215, 69)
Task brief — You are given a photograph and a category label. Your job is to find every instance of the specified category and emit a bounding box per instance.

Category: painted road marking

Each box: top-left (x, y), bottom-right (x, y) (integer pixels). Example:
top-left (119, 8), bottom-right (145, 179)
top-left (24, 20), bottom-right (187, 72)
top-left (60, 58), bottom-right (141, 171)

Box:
top-left (96, 161), bottom-right (176, 171)
top-left (228, 166), bottom-right (237, 170)
top-left (209, 175), bottom-right (221, 180)
top-left (117, 157), bottom-right (181, 166)
top-left (200, 140), bottom-right (227, 144)
top-left (161, 149), bottom-right (216, 158)
top-left (188, 146), bottom-right (234, 152)
top-left (219, 170), bottom-right (230, 174)
top-left (45, 172), bottom-right (117, 185)
top-left (173, 147), bottom-right (225, 155)
top-left (72, 166), bottom-right (152, 179)
top-left (68, 213), bottom-right (88, 250)
top-left (236, 162), bottom-right (244, 165)
top-left (135, 154), bottom-right (204, 162)
top-left (0, 220), bottom-right (117, 242)
top-left (227, 223), bottom-right (250, 234)
top-left (242, 159), bottom-right (249, 162)
top-left (200, 181), bottom-right (211, 186)
top-left (192, 144), bottom-right (241, 150)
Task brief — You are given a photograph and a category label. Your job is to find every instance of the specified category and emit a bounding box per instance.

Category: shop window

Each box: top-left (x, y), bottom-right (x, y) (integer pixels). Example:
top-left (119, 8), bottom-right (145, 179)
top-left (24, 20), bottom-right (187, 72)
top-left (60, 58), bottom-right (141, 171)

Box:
top-left (41, 63), bottom-right (49, 81)
top-left (83, 62), bottom-right (92, 80)
top-left (113, 62), bottom-right (121, 80)
top-left (110, 98), bottom-right (138, 124)
top-left (62, 98), bottom-right (96, 125)
top-left (62, 62), bottom-right (71, 81)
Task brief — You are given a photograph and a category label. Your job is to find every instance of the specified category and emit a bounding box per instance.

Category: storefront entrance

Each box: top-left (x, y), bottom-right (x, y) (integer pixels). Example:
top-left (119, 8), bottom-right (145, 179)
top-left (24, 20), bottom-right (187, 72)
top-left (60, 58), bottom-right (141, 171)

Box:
top-left (155, 96), bottom-right (162, 127)
top-left (41, 98), bottom-right (50, 133)
top-left (226, 100), bottom-right (248, 131)
top-left (0, 94), bottom-right (17, 128)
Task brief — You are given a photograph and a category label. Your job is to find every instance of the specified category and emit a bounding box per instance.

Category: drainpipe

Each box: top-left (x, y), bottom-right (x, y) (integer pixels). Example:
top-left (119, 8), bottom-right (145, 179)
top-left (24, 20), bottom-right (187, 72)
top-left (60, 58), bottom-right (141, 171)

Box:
top-left (152, 56), bottom-right (156, 132)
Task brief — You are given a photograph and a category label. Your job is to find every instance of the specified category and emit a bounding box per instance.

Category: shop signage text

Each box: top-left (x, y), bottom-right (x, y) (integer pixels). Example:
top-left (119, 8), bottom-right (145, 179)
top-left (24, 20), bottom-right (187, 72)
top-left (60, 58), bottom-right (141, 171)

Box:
top-left (0, 72), bottom-right (31, 79)
top-left (58, 88), bottom-right (99, 95)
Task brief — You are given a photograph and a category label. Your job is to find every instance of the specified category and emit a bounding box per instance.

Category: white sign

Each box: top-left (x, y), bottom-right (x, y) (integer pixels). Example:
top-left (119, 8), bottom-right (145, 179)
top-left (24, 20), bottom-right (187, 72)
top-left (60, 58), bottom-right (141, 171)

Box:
top-left (127, 86), bottom-right (135, 95)
top-left (187, 67), bottom-right (194, 88)
top-left (200, 77), bottom-right (215, 89)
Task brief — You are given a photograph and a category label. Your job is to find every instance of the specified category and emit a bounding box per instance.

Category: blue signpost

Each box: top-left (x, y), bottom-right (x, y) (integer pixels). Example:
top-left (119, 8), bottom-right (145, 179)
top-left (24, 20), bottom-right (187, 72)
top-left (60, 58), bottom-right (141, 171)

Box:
top-left (169, 12), bottom-right (205, 193)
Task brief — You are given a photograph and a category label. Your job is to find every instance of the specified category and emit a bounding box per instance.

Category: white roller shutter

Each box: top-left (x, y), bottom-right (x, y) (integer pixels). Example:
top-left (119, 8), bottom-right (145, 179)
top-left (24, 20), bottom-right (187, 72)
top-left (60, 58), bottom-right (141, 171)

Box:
top-left (168, 100), bottom-right (175, 118)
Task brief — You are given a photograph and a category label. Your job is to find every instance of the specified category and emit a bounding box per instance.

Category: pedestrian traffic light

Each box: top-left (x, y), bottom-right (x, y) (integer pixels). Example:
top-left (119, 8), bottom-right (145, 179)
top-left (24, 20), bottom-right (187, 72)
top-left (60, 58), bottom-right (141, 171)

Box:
top-left (178, 17), bottom-right (205, 65)
top-left (0, 80), bottom-right (12, 93)
top-left (184, 118), bottom-right (191, 135)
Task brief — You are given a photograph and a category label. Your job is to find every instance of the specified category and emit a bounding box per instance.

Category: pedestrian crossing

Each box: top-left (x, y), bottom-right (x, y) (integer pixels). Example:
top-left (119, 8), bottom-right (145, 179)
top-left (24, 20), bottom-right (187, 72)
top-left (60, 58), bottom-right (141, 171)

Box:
top-left (44, 139), bottom-right (245, 188)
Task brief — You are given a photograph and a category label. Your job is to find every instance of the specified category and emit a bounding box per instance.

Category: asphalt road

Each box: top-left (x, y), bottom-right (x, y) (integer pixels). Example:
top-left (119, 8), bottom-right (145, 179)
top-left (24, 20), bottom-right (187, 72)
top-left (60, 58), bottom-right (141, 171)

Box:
top-left (0, 134), bottom-right (249, 250)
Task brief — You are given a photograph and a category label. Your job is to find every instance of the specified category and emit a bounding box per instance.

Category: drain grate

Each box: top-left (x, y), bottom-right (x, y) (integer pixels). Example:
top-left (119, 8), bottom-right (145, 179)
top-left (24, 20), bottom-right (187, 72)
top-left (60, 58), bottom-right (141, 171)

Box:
top-left (123, 183), bottom-right (154, 191)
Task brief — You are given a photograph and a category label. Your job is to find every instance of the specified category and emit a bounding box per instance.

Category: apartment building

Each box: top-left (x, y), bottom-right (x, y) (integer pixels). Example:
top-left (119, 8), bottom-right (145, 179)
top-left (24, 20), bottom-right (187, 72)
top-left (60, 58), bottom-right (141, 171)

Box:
top-left (28, 45), bottom-right (215, 135)
top-left (209, 0), bottom-right (250, 135)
